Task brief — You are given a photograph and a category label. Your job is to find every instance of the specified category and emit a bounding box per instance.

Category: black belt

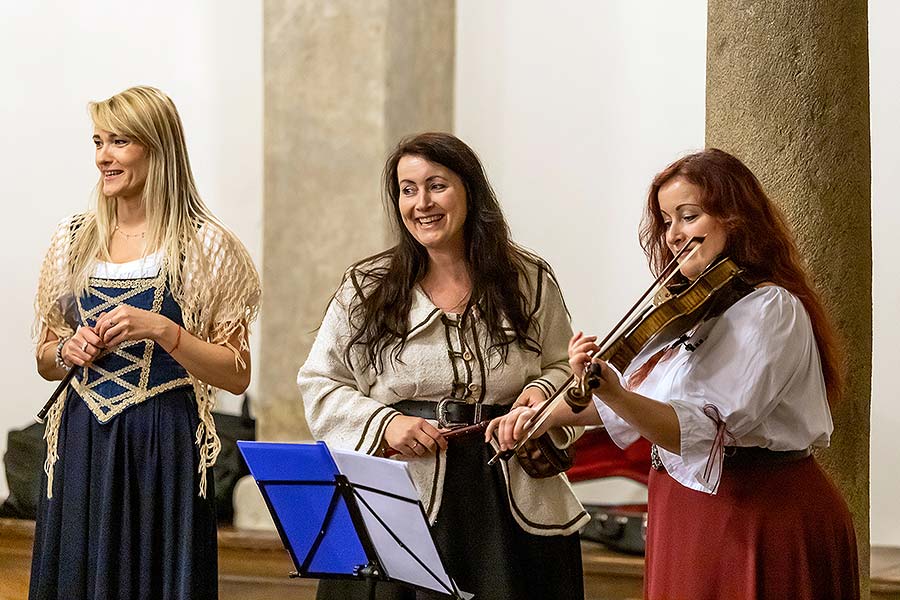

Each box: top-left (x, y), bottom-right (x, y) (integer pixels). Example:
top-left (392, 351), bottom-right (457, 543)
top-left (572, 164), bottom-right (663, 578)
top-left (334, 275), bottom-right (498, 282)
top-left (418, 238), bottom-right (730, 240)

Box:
top-left (723, 446), bottom-right (812, 465)
top-left (391, 399), bottom-right (511, 428)
top-left (651, 445), bottom-right (811, 471)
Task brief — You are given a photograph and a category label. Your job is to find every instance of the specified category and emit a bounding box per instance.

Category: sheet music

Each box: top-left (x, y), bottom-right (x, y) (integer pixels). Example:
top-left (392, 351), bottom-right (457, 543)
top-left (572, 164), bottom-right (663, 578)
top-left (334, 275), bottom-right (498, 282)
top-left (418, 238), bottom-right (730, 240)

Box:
top-left (331, 449), bottom-right (419, 500)
top-left (239, 441), bottom-right (472, 599)
top-left (332, 449), bottom-right (468, 597)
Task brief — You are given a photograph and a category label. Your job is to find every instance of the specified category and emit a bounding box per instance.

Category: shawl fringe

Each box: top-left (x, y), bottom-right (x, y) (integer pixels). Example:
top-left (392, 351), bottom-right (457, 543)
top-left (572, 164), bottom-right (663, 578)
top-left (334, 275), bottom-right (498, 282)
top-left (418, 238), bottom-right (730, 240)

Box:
top-left (36, 215), bottom-right (260, 499)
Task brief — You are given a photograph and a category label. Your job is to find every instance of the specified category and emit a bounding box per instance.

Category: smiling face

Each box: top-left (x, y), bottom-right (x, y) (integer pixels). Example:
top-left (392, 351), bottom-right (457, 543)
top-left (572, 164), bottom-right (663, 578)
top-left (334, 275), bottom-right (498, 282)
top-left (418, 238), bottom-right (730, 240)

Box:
top-left (397, 154), bottom-right (468, 258)
top-left (93, 128), bottom-right (149, 202)
top-left (657, 176), bottom-right (728, 280)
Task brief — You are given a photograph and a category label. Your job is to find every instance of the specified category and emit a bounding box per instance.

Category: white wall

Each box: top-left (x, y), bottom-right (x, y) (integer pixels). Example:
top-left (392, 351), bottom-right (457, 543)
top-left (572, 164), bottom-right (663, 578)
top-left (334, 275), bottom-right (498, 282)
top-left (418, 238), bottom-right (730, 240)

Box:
top-left (456, 0), bottom-right (707, 346)
top-left (868, 0), bottom-right (900, 548)
top-left (455, 0), bottom-right (707, 505)
top-left (456, 0), bottom-right (900, 544)
top-left (0, 1), bottom-right (263, 499)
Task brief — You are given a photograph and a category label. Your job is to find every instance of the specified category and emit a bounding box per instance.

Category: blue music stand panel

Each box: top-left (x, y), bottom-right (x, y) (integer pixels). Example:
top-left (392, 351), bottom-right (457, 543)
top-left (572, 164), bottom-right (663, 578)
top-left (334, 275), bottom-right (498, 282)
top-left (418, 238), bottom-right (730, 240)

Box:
top-left (238, 441), bottom-right (368, 575)
top-left (239, 440), bottom-right (337, 480)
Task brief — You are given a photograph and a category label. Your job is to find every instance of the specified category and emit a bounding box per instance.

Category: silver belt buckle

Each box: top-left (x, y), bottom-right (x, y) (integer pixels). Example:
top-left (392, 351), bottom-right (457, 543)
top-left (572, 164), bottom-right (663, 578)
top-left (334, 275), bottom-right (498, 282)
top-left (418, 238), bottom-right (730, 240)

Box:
top-left (436, 398), bottom-right (468, 428)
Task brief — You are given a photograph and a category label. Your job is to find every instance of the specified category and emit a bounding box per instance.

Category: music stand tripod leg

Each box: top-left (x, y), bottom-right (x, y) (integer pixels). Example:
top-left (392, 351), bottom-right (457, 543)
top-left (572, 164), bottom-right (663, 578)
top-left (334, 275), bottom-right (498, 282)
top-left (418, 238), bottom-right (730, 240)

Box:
top-left (356, 563), bottom-right (381, 600)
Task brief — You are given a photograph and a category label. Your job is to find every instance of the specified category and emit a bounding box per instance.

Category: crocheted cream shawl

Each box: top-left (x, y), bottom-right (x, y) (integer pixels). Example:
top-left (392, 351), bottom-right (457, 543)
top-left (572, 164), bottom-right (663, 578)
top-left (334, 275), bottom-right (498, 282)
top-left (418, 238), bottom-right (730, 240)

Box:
top-left (34, 213), bottom-right (260, 498)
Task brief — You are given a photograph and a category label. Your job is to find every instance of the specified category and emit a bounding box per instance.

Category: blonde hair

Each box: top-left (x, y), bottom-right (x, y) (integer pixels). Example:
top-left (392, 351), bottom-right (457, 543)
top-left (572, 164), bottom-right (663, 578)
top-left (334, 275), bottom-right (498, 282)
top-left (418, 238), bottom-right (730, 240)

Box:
top-left (63, 86), bottom-right (217, 296)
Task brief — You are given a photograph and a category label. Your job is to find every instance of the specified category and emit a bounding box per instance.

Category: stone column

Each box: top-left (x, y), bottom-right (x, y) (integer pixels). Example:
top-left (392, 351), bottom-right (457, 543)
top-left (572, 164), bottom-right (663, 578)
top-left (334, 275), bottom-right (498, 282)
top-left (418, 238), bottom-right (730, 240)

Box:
top-left (706, 0), bottom-right (871, 593)
top-left (258, 0), bottom-right (455, 442)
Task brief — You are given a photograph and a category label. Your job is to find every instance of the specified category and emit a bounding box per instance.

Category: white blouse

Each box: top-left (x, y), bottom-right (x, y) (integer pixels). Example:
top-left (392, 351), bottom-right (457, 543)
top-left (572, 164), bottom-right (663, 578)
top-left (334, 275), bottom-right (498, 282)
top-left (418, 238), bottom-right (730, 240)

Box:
top-left (593, 286), bottom-right (833, 494)
top-left (93, 251), bottom-right (163, 279)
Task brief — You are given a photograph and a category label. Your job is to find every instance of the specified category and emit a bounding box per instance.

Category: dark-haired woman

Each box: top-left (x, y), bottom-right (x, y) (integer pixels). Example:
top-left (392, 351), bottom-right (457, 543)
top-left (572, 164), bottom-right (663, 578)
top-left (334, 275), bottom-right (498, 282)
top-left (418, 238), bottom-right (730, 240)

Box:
top-left (492, 148), bottom-right (860, 599)
top-left (298, 132), bottom-right (587, 599)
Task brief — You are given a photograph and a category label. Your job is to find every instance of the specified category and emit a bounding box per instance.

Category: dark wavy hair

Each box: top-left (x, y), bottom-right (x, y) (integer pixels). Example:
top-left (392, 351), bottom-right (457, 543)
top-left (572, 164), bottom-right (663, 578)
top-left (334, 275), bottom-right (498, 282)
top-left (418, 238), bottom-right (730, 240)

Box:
top-left (342, 132), bottom-right (548, 372)
top-left (639, 148), bottom-right (844, 405)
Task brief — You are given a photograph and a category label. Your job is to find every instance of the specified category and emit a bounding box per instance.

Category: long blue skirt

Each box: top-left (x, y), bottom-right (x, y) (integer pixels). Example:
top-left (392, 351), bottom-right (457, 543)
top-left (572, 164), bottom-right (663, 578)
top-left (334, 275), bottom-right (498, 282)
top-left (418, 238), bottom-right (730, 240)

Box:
top-left (29, 387), bottom-right (218, 600)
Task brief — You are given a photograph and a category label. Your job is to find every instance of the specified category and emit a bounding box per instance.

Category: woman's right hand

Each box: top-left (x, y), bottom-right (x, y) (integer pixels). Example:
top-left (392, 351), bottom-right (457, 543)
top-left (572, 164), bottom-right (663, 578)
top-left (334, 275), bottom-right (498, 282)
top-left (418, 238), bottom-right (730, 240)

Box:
top-left (568, 331), bottom-right (599, 378)
top-left (384, 415), bottom-right (448, 458)
top-left (62, 325), bottom-right (105, 367)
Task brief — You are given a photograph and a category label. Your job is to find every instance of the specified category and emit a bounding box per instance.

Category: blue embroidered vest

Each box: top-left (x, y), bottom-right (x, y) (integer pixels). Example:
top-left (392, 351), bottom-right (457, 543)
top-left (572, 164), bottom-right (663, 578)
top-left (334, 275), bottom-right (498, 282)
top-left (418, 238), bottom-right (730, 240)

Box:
top-left (72, 266), bottom-right (192, 422)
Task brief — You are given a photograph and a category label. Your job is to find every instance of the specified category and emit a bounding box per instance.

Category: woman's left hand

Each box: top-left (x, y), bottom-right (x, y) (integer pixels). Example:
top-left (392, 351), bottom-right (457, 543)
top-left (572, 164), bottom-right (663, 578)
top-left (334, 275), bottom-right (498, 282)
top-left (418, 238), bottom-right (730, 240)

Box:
top-left (583, 358), bottom-right (625, 403)
top-left (511, 386), bottom-right (546, 411)
top-left (483, 386), bottom-right (548, 450)
top-left (94, 306), bottom-right (169, 349)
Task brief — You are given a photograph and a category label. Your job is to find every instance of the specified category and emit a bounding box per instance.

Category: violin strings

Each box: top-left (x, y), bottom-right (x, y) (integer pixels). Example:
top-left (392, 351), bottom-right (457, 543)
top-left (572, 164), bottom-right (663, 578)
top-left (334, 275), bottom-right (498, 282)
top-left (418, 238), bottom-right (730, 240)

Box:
top-left (592, 239), bottom-right (705, 359)
top-left (489, 237), bottom-right (706, 464)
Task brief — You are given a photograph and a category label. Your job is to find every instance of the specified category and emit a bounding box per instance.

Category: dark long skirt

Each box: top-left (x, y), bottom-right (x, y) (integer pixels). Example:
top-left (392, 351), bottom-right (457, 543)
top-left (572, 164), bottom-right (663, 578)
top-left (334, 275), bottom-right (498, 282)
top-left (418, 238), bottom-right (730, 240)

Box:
top-left (317, 436), bottom-right (583, 600)
top-left (645, 456), bottom-right (859, 600)
top-left (29, 388), bottom-right (218, 600)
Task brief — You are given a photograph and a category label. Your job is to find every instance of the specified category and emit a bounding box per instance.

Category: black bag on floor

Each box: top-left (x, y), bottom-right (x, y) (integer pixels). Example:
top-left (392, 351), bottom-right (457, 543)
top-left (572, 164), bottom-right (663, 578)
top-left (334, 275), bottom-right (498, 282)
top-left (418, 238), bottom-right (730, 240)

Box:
top-left (212, 403), bottom-right (255, 523)
top-left (0, 421), bottom-right (46, 519)
top-left (580, 503), bottom-right (648, 555)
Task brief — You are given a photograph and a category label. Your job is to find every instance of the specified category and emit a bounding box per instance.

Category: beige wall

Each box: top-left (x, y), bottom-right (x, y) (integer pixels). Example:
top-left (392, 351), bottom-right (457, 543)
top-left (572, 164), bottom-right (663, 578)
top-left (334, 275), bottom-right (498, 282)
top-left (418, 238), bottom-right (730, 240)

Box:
top-left (869, 0), bottom-right (900, 548)
top-left (257, 0), bottom-right (455, 442)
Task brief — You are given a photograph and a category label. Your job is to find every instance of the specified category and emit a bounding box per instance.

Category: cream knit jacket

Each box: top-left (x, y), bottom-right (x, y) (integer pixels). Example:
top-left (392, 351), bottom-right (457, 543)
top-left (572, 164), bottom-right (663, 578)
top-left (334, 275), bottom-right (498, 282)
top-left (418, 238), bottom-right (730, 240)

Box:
top-left (298, 259), bottom-right (589, 536)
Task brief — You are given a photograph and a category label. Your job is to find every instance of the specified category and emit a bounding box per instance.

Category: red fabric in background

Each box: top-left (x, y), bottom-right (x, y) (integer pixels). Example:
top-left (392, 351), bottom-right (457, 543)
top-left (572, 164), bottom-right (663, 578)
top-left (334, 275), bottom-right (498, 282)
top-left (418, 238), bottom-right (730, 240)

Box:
top-left (567, 428), bottom-right (651, 484)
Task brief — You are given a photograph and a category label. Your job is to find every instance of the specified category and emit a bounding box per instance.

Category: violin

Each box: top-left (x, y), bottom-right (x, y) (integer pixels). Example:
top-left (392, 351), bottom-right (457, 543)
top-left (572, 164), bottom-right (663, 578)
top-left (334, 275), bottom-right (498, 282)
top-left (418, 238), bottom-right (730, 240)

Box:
top-left (489, 237), bottom-right (756, 466)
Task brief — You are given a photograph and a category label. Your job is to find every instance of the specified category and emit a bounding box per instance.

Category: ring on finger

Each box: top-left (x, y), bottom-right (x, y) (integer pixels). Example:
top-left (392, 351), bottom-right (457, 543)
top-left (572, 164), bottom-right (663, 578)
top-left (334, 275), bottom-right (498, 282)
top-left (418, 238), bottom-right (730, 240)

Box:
top-left (81, 341), bottom-right (89, 352)
top-left (412, 440), bottom-right (420, 448)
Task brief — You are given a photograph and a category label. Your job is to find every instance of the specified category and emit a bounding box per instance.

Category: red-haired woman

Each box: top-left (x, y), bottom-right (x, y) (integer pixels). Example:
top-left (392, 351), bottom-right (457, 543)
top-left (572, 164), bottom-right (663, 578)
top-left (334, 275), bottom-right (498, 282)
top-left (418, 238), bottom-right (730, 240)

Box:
top-left (490, 148), bottom-right (859, 599)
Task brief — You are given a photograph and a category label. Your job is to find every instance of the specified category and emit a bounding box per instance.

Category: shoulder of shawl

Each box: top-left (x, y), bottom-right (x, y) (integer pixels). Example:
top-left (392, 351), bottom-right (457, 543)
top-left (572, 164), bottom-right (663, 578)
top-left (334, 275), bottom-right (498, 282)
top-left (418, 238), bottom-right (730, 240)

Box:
top-left (46, 212), bottom-right (92, 252)
top-left (181, 220), bottom-right (261, 327)
top-left (35, 212), bottom-right (94, 339)
top-left (190, 221), bottom-right (259, 284)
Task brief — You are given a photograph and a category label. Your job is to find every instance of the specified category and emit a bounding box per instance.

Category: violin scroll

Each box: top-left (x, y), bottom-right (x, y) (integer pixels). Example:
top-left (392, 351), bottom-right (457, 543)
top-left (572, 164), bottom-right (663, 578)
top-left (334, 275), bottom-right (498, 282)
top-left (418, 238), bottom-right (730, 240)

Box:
top-left (564, 362), bottom-right (603, 413)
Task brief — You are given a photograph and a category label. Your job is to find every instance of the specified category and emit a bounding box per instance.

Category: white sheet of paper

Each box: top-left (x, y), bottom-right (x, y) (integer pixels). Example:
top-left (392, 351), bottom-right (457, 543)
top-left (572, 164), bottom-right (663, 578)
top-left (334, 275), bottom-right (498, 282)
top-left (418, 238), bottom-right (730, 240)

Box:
top-left (330, 449), bottom-right (468, 597)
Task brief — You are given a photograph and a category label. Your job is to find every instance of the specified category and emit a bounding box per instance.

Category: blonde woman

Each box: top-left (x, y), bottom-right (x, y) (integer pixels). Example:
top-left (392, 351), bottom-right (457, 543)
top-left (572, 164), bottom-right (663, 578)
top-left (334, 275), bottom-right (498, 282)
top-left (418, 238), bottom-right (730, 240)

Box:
top-left (31, 86), bottom-right (260, 600)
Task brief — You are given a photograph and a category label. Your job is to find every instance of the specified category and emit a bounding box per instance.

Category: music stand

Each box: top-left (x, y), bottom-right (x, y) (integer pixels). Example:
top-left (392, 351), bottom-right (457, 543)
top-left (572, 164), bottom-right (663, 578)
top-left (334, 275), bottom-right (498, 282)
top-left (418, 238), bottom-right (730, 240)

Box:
top-left (238, 441), bottom-right (472, 600)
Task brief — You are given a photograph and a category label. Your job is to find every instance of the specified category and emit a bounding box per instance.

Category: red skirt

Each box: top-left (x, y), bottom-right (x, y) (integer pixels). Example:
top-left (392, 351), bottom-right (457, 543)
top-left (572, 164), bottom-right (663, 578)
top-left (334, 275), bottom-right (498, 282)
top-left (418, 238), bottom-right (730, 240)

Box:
top-left (645, 456), bottom-right (859, 600)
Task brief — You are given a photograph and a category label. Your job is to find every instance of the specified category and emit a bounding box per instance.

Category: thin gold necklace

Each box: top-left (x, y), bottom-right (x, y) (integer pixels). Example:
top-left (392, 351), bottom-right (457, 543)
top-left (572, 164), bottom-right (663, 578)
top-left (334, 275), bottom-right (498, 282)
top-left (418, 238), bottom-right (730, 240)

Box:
top-left (423, 285), bottom-right (471, 313)
top-left (114, 225), bottom-right (146, 240)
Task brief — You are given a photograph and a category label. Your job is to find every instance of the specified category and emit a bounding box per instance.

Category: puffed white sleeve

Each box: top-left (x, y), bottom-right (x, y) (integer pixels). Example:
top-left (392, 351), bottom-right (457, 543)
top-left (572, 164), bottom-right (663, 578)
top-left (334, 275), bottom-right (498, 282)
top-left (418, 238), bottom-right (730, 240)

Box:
top-left (667, 286), bottom-right (826, 492)
top-left (592, 369), bottom-right (642, 449)
top-left (297, 282), bottom-right (400, 455)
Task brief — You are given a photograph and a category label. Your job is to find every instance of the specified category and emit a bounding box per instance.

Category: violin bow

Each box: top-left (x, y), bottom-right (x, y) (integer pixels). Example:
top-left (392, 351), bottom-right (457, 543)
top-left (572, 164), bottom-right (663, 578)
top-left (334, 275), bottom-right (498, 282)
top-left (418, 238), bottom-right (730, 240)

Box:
top-left (487, 236), bottom-right (706, 465)
top-left (36, 367), bottom-right (78, 423)
top-left (382, 420), bottom-right (492, 458)
top-left (36, 346), bottom-right (115, 423)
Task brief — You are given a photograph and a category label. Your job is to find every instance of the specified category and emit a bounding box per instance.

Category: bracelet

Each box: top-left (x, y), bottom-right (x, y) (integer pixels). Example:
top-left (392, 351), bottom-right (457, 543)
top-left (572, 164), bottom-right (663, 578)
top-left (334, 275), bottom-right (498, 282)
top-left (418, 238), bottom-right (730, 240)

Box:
top-left (54, 337), bottom-right (70, 370)
top-left (169, 326), bottom-right (183, 354)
